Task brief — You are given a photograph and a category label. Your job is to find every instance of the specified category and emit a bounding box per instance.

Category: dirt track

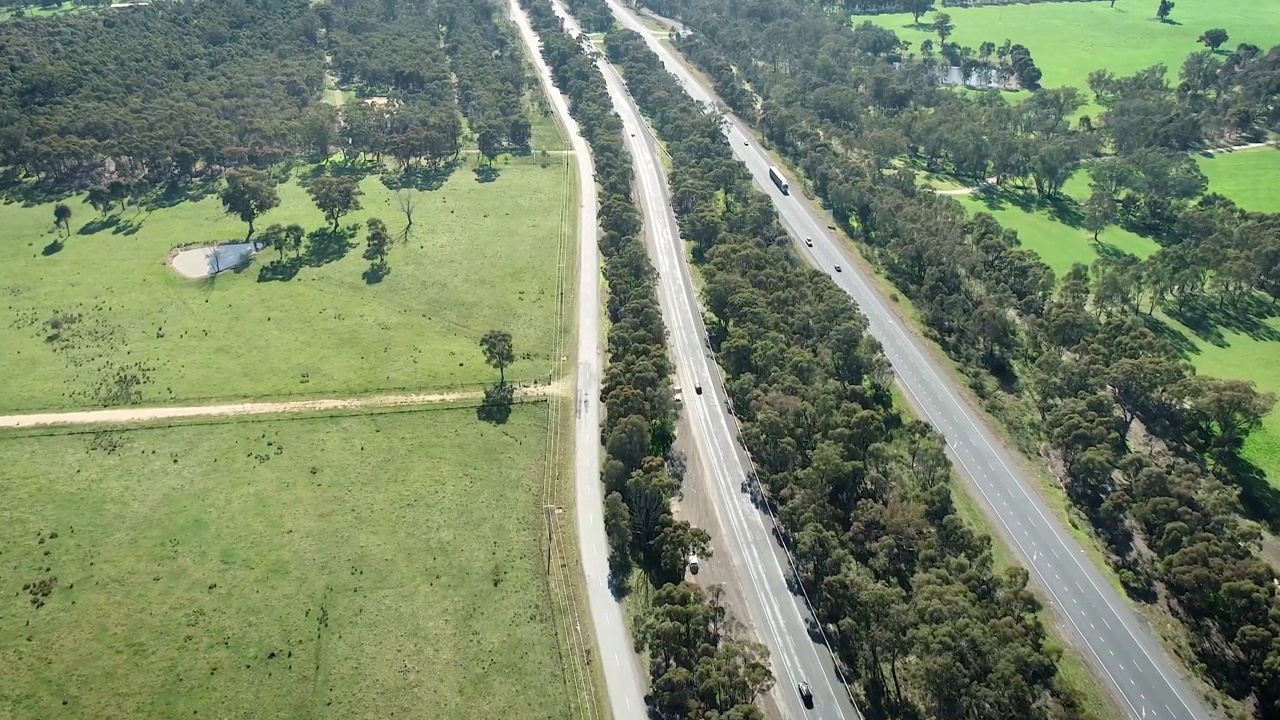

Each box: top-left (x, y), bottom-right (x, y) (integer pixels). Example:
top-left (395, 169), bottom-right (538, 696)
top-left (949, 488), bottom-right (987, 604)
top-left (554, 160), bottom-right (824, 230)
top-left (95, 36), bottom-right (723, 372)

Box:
top-left (0, 381), bottom-right (564, 429)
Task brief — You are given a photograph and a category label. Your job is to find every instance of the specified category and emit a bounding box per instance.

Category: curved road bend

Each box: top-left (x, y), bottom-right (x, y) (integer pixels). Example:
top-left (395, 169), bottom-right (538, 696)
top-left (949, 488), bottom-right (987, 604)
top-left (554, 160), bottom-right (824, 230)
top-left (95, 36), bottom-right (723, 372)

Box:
top-left (554, 2), bottom-right (864, 719)
top-left (607, 4), bottom-right (1211, 720)
top-left (509, 3), bottom-right (648, 719)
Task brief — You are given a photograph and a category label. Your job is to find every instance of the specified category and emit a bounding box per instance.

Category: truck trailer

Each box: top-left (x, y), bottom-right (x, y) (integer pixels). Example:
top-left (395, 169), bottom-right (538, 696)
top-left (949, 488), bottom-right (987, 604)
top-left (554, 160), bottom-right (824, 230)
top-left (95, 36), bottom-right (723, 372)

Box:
top-left (768, 166), bottom-right (789, 195)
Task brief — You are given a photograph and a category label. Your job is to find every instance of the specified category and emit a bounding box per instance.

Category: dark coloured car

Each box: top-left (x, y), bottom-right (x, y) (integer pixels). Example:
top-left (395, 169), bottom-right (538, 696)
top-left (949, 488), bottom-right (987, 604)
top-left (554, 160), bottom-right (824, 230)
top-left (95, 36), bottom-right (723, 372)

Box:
top-left (798, 681), bottom-right (814, 708)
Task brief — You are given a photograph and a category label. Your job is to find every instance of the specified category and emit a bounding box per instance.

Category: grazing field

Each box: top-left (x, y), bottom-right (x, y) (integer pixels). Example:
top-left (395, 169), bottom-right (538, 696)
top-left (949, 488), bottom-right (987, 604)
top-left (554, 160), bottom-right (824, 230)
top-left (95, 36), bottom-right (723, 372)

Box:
top-left (952, 170), bottom-right (1280, 485)
top-left (959, 185), bottom-right (1159, 276)
top-left (1197, 147), bottom-right (1280, 213)
top-left (0, 155), bottom-right (574, 412)
top-left (863, 0), bottom-right (1280, 114)
top-left (0, 406), bottom-right (567, 720)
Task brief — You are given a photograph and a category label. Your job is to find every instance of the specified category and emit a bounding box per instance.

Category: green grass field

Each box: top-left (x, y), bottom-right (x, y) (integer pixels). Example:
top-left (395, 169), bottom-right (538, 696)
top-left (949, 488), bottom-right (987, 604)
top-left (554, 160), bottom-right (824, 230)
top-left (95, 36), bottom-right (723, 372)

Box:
top-left (0, 155), bottom-right (574, 412)
top-left (0, 1), bottom-right (86, 21)
top-left (958, 184), bottom-right (1159, 276)
top-left (1197, 147), bottom-right (1280, 213)
top-left (862, 0), bottom-right (1280, 115)
top-left (0, 406), bottom-right (567, 720)
top-left (949, 170), bottom-right (1280, 485)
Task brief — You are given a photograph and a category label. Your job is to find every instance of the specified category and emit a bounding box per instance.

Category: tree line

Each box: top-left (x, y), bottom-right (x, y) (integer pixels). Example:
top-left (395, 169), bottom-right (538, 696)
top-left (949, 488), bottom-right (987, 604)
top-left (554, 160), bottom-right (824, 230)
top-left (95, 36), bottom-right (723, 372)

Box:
top-left (517, 2), bottom-right (773, 718)
top-left (443, 0), bottom-right (532, 159)
top-left (0, 0), bottom-right (538, 203)
top-left (638, 0), bottom-right (1280, 714)
top-left (0, 0), bottom-right (326, 196)
top-left (605, 21), bottom-right (1086, 720)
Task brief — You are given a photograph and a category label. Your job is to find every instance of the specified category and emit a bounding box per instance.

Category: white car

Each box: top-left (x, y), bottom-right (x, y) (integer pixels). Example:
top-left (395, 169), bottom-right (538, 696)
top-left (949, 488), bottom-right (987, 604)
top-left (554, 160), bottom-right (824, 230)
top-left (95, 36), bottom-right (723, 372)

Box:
top-left (834, 264), bottom-right (842, 272)
top-left (688, 554), bottom-right (700, 574)
top-left (804, 236), bottom-right (813, 247)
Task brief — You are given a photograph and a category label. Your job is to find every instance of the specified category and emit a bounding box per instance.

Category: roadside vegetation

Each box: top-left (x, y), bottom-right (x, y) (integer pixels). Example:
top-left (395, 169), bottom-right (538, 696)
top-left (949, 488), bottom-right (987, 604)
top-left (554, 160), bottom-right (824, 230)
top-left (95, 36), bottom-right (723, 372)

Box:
top-left (520, 1), bottom-right (778, 718)
top-left (605, 21), bottom-right (1090, 720)
top-left (0, 407), bottom-right (567, 720)
top-left (0, 0), bottom-right (571, 412)
top-left (642, 0), bottom-right (1280, 715)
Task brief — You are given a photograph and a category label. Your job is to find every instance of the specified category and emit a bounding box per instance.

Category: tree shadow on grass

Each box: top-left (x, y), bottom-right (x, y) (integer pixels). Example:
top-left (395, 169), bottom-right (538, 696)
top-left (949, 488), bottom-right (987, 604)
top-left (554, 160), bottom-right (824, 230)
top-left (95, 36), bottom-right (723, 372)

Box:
top-left (257, 257), bottom-right (303, 282)
top-left (41, 239), bottom-right (64, 255)
top-left (362, 259), bottom-right (390, 284)
top-left (141, 177), bottom-right (219, 212)
top-left (973, 185), bottom-right (1084, 227)
top-left (301, 159), bottom-right (379, 188)
top-left (1093, 240), bottom-right (1131, 262)
top-left (380, 162), bottom-right (458, 192)
top-left (477, 382), bottom-right (514, 425)
top-left (111, 214), bottom-right (146, 236)
top-left (1046, 196), bottom-right (1084, 228)
top-left (0, 168), bottom-right (84, 207)
top-left (78, 215), bottom-right (120, 235)
top-left (1221, 455), bottom-right (1280, 532)
top-left (304, 226), bottom-right (357, 267)
top-left (1166, 292), bottom-right (1280, 347)
top-left (473, 165), bottom-right (500, 183)
top-left (1141, 313), bottom-right (1201, 358)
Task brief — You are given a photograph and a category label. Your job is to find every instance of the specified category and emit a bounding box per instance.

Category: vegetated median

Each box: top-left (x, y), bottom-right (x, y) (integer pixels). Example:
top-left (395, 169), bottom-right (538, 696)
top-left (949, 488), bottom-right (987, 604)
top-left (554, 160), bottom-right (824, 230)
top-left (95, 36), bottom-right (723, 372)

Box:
top-left (519, 1), bottom-right (780, 718)
top-left (641, 0), bottom-right (1280, 717)
top-left (0, 0), bottom-right (569, 413)
top-left (602, 20), bottom-right (1099, 720)
top-left (0, 407), bottom-right (570, 720)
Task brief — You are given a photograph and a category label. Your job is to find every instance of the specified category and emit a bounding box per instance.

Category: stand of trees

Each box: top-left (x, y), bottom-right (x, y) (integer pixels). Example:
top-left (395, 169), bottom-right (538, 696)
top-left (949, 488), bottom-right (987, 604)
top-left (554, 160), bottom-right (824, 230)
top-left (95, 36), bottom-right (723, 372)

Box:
top-left (521, 1), bottom-right (773, 717)
top-left (636, 0), bottom-right (1280, 713)
top-left (326, 0), bottom-right (464, 168)
top-left (0, 0), bottom-right (326, 194)
top-left (443, 0), bottom-right (532, 158)
top-left (605, 23), bottom-right (1082, 720)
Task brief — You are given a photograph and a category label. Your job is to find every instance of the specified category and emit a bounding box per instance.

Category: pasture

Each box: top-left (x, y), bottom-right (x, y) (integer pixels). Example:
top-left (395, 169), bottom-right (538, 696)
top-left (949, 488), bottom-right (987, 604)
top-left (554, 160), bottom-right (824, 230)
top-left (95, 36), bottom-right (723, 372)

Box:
top-left (0, 155), bottom-right (575, 412)
top-left (951, 165), bottom-right (1280, 486)
top-left (1197, 147), bottom-right (1280, 214)
top-left (862, 0), bottom-right (1280, 115)
top-left (0, 406), bottom-right (567, 720)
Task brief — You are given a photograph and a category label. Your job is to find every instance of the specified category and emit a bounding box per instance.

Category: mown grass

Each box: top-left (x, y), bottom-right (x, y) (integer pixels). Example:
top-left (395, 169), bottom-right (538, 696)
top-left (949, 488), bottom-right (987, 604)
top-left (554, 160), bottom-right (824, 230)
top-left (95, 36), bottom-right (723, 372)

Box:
top-left (861, 0), bottom-right (1280, 116)
top-left (0, 154), bottom-right (574, 412)
top-left (0, 406), bottom-right (566, 720)
top-left (1197, 147), bottom-right (1280, 213)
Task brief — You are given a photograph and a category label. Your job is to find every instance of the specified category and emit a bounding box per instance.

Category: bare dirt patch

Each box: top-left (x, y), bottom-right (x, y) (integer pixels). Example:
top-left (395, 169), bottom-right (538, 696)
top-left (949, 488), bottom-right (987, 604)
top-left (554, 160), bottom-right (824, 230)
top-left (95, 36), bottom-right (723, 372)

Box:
top-left (0, 379), bottom-right (565, 429)
top-left (167, 241), bottom-right (263, 279)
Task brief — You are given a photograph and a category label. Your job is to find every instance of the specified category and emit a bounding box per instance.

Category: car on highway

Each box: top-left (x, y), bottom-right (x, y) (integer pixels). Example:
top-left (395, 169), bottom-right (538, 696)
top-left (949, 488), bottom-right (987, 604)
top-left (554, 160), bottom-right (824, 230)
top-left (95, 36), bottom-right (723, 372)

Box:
top-left (797, 681), bottom-right (814, 708)
top-left (694, 382), bottom-right (703, 395)
top-left (834, 264), bottom-right (842, 272)
top-left (804, 236), bottom-right (812, 247)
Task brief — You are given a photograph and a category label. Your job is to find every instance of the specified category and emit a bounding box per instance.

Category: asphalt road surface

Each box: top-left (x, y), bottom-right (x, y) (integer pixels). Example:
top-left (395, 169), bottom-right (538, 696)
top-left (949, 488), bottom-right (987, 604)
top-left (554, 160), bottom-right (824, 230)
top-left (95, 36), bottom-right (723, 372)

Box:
top-left (509, 3), bottom-right (648, 719)
top-left (569, 4), bottom-right (865, 719)
top-left (607, 4), bottom-right (1212, 720)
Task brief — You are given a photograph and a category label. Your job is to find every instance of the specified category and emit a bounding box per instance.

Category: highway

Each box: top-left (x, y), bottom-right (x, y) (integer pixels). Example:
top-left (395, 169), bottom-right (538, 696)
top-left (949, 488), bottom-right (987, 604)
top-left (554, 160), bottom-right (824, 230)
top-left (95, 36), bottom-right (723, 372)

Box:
top-left (605, 4), bottom-right (1212, 720)
top-left (554, 3), bottom-right (865, 719)
top-left (508, 3), bottom-right (648, 720)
